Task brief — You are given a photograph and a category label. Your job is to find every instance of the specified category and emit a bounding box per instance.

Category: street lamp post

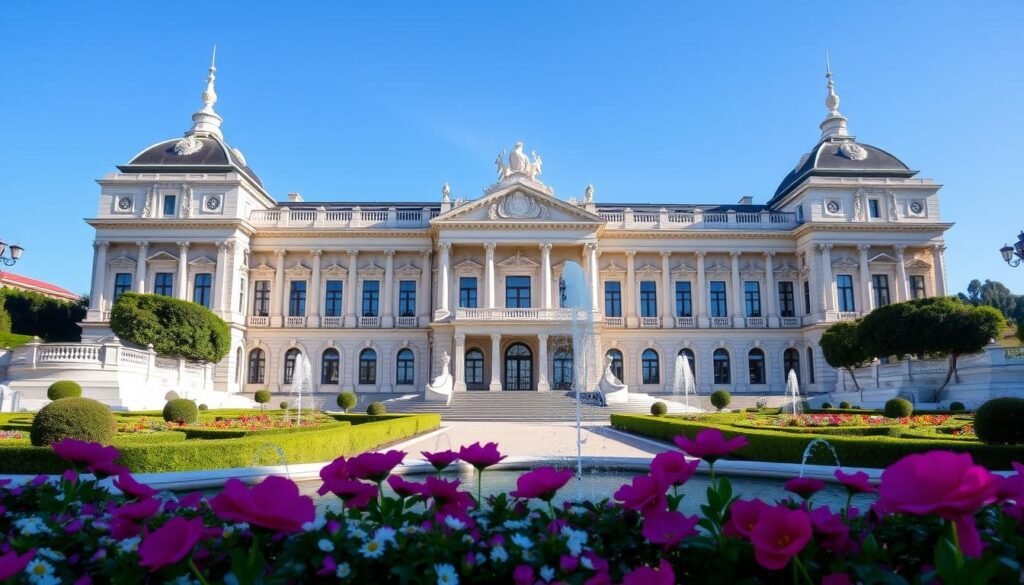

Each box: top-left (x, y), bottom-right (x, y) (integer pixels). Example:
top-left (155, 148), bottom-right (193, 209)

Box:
top-left (0, 240), bottom-right (24, 267)
top-left (999, 232), bottom-right (1024, 267)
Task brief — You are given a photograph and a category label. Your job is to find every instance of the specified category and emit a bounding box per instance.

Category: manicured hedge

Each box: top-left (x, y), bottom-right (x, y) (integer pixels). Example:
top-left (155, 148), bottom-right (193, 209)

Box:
top-left (110, 292), bottom-right (230, 363)
top-left (0, 288), bottom-right (86, 342)
top-left (610, 414), bottom-right (1022, 470)
top-left (177, 420), bottom-right (351, 440)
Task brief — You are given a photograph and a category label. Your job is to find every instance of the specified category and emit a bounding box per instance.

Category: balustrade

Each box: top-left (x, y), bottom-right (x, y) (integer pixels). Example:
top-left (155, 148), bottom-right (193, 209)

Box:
top-left (710, 316), bottom-right (731, 328)
top-left (779, 317), bottom-right (801, 328)
top-left (396, 316), bottom-right (419, 328)
top-left (674, 316), bottom-right (696, 328)
top-left (837, 312), bottom-right (860, 321)
top-left (285, 316), bottom-right (307, 327)
top-left (248, 316), bottom-right (270, 328)
top-left (321, 316), bottom-right (344, 328)
top-left (359, 316), bottom-right (381, 328)
top-left (37, 345), bottom-right (101, 363)
top-left (746, 316), bottom-right (767, 328)
top-left (604, 316), bottom-right (624, 327)
top-left (639, 316), bottom-right (661, 328)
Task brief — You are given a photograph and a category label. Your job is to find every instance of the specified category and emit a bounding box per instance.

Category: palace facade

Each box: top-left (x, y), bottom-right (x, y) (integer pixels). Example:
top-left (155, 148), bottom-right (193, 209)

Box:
top-left (79, 60), bottom-right (950, 400)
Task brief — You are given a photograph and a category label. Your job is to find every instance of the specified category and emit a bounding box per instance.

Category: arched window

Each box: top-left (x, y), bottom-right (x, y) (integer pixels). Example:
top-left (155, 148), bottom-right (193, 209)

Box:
top-left (606, 349), bottom-right (624, 382)
top-left (283, 348), bottom-right (300, 385)
top-left (321, 349), bottom-right (340, 385)
top-left (784, 348), bottom-right (800, 386)
top-left (504, 343), bottom-right (533, 391)
top-left (552, 350), bottom-right (574, 390)
top-left (677, 348), bottom-right (696, 385)
top-left (713, 349), bottom-right (731, 385)
top-left (247, 348), bottom-right (265, 384)
top-left (806, 347), bottom-right (815, 384)
top-left (465, 349), bottom-right (484, 386)
top-left (359, 349), bottom-right (377, 385)
top-left (748, 348), bottom-right (766, 385)
top-left (642, 349), bottom-right (660, 385)
top-left (396, 349), bottom-right (415, 385)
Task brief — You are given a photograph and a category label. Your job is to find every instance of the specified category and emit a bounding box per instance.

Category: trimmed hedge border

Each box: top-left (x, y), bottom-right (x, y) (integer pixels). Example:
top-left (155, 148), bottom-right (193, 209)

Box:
top-left (177, 420), bottom-right (352, 440)
top-left (610, 414), bottom-right (1022, 470)
top-left (0, 413), bottom-right (440, 474)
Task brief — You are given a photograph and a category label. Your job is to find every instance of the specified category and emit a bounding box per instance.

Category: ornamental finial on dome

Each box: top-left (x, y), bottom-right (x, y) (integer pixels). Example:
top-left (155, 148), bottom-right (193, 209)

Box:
top-left (187, 45), bottom-right (224, 139)
top-left (819, 51), bottom-right (849, 140)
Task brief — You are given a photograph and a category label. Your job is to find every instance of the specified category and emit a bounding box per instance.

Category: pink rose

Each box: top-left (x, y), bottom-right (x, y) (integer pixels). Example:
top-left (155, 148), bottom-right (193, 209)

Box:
top-left (211, 476), bottom-right (315, 533)
top-left (138, 517), bottom-right (204, 571)
top-left (834, 469), bottom-right (877, 494)
top-left (784, 477), bottom-right (827, 499)
top-left (642, 510), bottom-right (699, 546)
top-left (114, 473), bottom-right (157, 500)
top-left (673, 429), bottom-right (748, 463)
top-left (723, 498), bottom-right (767, 539)
top-left (510, 467), bottom-right (575, 501)
top-left (613, 474), bottom-right (667, 514)
top-left (421, 450), bottom-right (459, 472)
top-left (0, 550), bottom-right (35, 580)
top-left (459, 442), bottom-right (506, 471)
top-left (650, 451), bottom-right (699, 487)
top-left (622, 559), bottom-right (675, 585)
top-left (749, 505), bottom-right (812, 570)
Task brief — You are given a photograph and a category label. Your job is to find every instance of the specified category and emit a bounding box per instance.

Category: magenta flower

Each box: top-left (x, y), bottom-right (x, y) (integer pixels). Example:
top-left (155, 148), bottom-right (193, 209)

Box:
top-left (560, 554), bottom-right (579, 572)
top-left (0, 550), bottom-right (35, 580)
top-left (642, 510), bottom-right (699, 546)
top-left (111, 497), bottom-right (161, 538)
top-left (672, 429), bottom-right (748, 463)
top-left (723, 498), bottom-right (767, 539)
top-left (421, 449), bottom-right (459, 472)
top-left (834, 469), bottom-right (877, 494)
top-left (211, 476), bottom-right (315, 533)
top-left (322, 478), bottom-right (378, 509)
top-left (459, 442), bottom-right (506, 471)
top-left (138, 517), bottom-right (204, 571)
top-left (347, 450), bottom-right (406, 482)
top-left (821, 574), bottom-right (853, 585)
top-left (809, 506), bottom-right (850, 552)
top-left (510, 467), bottom-right (575, 501)
top-left (114, 473), bottom-right (157, 500)
top-left (995, 461), bottom-right (1024, 503)
top-left (650, 451), bottom-right (699, 487)
top-left (317, 556), bottom-right (338, 576)
top-left (513, 564), bottom-right (534, 585)
top-left (613, 474), bottom-right (667, 514)
top-left (51, 439), bottom-right (120, 472)
top-left (317, 457), bottom-right (349, 496)
top-left (784, 476), bottom-right (827, 499)
top-left (422, 476), bottom-right (474, 515)
top-left (749, 505), bottom-right (813, 570)
top-left (622, 559), bottom-right (675, 585)
top-left (387, 475), bottom-right (426, 498)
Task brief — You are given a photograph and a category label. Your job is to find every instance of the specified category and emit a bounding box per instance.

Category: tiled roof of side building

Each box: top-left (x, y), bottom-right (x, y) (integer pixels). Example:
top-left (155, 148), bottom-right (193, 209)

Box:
top-left (0, 271), bottom-right (80, 301)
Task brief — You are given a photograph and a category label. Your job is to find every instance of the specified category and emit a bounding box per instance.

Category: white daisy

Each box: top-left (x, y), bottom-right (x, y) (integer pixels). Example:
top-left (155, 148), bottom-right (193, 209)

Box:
top-left (15, 517), bottom-right (51, 536)
top-left (359, 537), bottom-right (386, 559)
top-left (36, 549), bottom-right (65, 561)
top-left (435, 563), bottom-right (459, 585)
top-left (490, 546), bottom-right (508, 563)
top-left (24, 559), bottom-right (55, 583)
top-left (510, 533), bottom-right (534, 550)
top-left (502, 519), bottom-right (528, 530)
top-left (580, 556), bottom-right (594, 570)
top-left (336, 562), bottom-right (352, 578)
top-left (302, 517), bottom-right (327, 532)
top-left (375, 526), bottom-right (397, 545)
top-left (540, 566), bottom-right (555, 582)
top-left (444, 515), bottom-right (466, 531)
top-left (318, 538), bottom-right (335, 552)
top-left (117, 536), bottom-right (141, 554)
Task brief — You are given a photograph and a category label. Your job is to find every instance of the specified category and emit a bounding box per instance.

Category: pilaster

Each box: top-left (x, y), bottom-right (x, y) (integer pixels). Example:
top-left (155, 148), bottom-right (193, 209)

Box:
top-left (764, 251), bottom-right (778, 327)
top-left (695, 251), bottom-right (708, 328)
top-left (730, 251), bottom-right (744, 327)
top-left (309, 249), bottom-right (322, 327)
top-left (176, 242), bottom-right (190, 301)
top-left (382, 249), bottom-right (395, 328)
top-left (537, 333), bottom-right (550, 391)
top-left (134, 241), bottom-right (148, 293)
top-left (625, 251), bottom-right (638, 327)
top-left (489, 333), bottom-right (502, 391)
top-left (271, 249), bottom-right (285, 327)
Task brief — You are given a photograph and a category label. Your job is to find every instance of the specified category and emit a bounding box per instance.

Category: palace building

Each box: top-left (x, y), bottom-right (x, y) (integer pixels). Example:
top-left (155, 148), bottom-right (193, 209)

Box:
top-left (78, 57), bottom-right (950, 402)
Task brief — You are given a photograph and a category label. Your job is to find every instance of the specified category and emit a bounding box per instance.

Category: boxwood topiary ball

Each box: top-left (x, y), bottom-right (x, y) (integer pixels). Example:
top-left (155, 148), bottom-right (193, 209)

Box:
top-left (974, 397), bottom-right (1024, 445)
top-left (709, 390), bottom-right (731, 411)
top-left (163, 398), bottom-right (199, 424)
top-left (367, 401), bottom-right (387, 415)
top-left (839, 401), bottom-right (852, 409)
top-left (650, 401), bottom-right (668, 416)
top-left (337, 391), bottom-right (358, 413)
top-left (198, 403), bottom-right (209, 411)
top-left (280, 401), bottom-right (289, 410)
top-left (949, 401), bottom-right (966, 412)
top-left (884, 398), bottom-right (914, 419)
top-left (30, 397), bottom-right (115, 447)
top-left (254, 390), bottom-right (271, 405)
top-left (47, 380), bottom-right (83, 401)
top-left (821, 402), bottom-right (833, 409)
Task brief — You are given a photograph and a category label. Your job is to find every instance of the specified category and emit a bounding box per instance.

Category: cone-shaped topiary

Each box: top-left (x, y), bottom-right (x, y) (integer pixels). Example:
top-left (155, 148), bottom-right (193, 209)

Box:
top-left (163, 399), bottom-right (199, 424)
top-left (974, 397), bottom-right (1024, 445)
top-left (710, 390), bottom-right (731, 411)
top-left (47, 380), bottom-right (82, 401)
top-left (367, 401), bottom-right (386, 415)
top-left (337, 391), bottom-right (358, 413)
top-left (650, 401), bottom-right (668, 416)
top-left (30, 397), bottom-right (115, 447)
top-left (884, 398), bottom-right (914, 419)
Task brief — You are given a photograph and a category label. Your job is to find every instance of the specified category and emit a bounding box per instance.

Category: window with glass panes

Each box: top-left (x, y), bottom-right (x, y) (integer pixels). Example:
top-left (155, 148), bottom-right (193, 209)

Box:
top-left (359, 349), bottom-right (377, 385)
top-left (744, 281), bottom-right (761, 317)
top-left (247, 349), bottom-right (265, 384)
top-left (713, 349), bottom-right (731, 384)
top-left (778, 281), bottom-right (795, 317)
top-left (253, 281), bottom-right (271, 316)
top-left (465, 349), bottom-right (484, 385)
top-left (641, 349), bottom-right (660, 384)
top-left (162, 195), bottom-right (176, 217)
top-left (910, 275), bottom-right (926, 299)
top-left (396, 349), bottom-right (414, 385)
top-left (710, 281), bottom-right (728, 317)
top-left (837, 275), bottom-right (855, 312)
top-left (288, 281), bottom-right (306, 316)
top-left (398, 281), bottom-right (416, 316)
top-left (283, 349), bottom-right (299, 384)
top-left (324, 281), bottom-right (343, 317)
top-left (640, 281), bottom-right (657, 317)
top-left (872, 275), bottom-right (890, 307)
top-left (321, 349), bottom-right (340, 384)
top-left (748, 349), bottom-right (766, 384)
top-left (505, 275), bottom-right (530, 308)
top-left (193, 274), bottom-right (212, 308)
top-left (362, 280), bottom-right (380, 316)
top-left (459, 277), bottom-right (478, 308)
top-left (113, 273), bottom-right (132, 300)
top-left (155, 273), bottom-right (174, 296)
top-left (804, 281), bottom-right (811, 315)
top-left (675, 281), bottom-right (692, 317)
top-left (604, 281), bottom-right (622, 317)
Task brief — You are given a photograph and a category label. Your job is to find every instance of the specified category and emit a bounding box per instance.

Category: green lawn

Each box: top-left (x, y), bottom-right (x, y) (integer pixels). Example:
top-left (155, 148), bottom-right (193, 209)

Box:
top-left (0, 332), bottom-right (32, 349)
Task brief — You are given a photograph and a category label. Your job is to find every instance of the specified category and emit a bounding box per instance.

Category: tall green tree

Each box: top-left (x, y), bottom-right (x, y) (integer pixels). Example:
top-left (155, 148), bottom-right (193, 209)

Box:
top-left (957, 279), bottom-right (1018, 319)
top-left (819, 320), bottom-right (871, 390)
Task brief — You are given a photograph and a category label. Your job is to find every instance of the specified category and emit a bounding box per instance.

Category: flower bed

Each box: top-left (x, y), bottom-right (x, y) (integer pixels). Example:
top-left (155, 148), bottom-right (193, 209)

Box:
top-left (0, 434), bottom-right (1021, 584)
top-left (0, 430), bottom-right (25, 440)
top-left (748, 413), bottom-right (952, 428)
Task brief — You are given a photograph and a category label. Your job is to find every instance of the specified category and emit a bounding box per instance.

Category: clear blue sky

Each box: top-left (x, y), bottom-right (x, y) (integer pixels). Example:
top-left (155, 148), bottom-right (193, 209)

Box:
top-left (1, 1), bottom-right (1022, 296)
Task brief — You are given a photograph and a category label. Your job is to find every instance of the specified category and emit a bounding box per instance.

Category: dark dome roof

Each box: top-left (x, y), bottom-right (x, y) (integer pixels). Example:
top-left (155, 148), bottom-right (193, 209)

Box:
top-left (770, 138), bottom-right (916, 205)
top-left (119, 135), bottom-right (264, 188)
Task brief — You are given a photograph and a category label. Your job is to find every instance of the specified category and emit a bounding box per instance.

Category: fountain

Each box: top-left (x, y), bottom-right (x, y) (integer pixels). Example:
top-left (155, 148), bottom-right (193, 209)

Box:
top-left (285, 354), bottom-right (313, 425)
top-left (673, 354), bottom-right (697, 411)
top-left (786, 368), bottom-right (802, 415)
top-left (560, 261), bottom-right (598, 481)
top-left (798, 438), bottom-right (841, 476)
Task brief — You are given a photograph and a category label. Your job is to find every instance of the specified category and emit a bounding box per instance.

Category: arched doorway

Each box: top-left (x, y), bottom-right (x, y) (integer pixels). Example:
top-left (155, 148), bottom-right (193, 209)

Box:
top-left (504, 343), bottom-right (533, 391)
top-left (552, 350), bottom-right (573, 390)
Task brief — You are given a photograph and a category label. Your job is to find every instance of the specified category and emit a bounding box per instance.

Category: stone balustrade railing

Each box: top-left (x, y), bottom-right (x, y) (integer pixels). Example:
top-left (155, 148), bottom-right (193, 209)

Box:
top-left (595, 209), bottom-right (800, 229)
top-left (454, 308), bottom-right (591, 321)
top-left (249, 207), bottom-right (436, 229)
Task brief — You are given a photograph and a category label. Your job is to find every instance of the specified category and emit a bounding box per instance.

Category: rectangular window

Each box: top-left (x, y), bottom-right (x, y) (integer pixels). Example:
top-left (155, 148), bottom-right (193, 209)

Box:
top-left (778, 281), bottom-right (795, 317)
top-left (192, 273), bottom-right (212, 308)
top-left (744, 281), bottom-right (761, 317)
top-left (604, 281), bottom-right (622, 317)
top-left (162, 195), bottom-right (176, 217)
top-left (804, 280), bottom-right (812, 315)
top-left (872, 274), bottom-right (891, 307)
top-left (675, 281), bottom-right (692, 317)
top-left (113, 273), bottom-right (132, 300)
top-left (362, 280), bottom-right (380, 316)
top-left (868, 199), bottom-right (880, 219)
top-left (837, 275), bottom-right (856, 312)
top-left (710, 281), bottom-right (728, 317)
top-left (459, 277), bottom-right (478, 308)
top-left (910, 275), bottom-right (926, 299)
top-left (154, 273), bottom-right (174, 296)
top-left (288, 281), bottom-right (306, 316)
top-left (399, 280), bottom-right (416, 316)
top-left (253, 281), bottom-right (271, 316)
top-left (324, 280), bottom-right (344, 317)
top-left (505, 275), bottom-right (531, 308)
top-left (640, 281), bottom-right (657, 317)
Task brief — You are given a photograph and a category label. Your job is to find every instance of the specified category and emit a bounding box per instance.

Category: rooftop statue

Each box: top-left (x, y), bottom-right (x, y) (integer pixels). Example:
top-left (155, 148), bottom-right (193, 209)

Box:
top-left (495, 142), bottom-right (543, 182)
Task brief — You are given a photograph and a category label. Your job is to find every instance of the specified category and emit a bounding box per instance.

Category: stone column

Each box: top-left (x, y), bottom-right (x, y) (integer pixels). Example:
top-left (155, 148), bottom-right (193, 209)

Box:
top-left (932, 244), bottom-right (947, 296)
top-left (730, 251), bottom-right (743, 327)
top-left (213, 241), bottom-right (228, 312)
top-left (660, 251), bottom-right (672, 327)
top-left (858, 244), bottom-right (872, 313)
top-left (894, 245), bottom-right (909, 303)
top-left (489, 333), bottom-right (502, 391)
top-left (484, 242), bottom-right (496, 309)
top-left (537, 333), bottom-right (550, 391)
top-left (88, 241), bottom-right (109, 319)
top-left (695, 251), bottom-right (708, 327)
top-left (436, 242), bottom-right (451, 319)
top-left (419, 250), bottom-right (432, 325)
top-left (625, 251), bottom-right (638, 327)
top-left (764, 251), bottom-right (778, 327)
top-left (453, 333), bottom-right (467, 392)
top-left (271, 250), bottom-right (285, 327)
top-left (176, 242), bottom-right (190, 300)
top-left (134, 241), bottom-right (148, 293)
top-left (587, 243), bottom-right (600, 310)
top-left (540, 243), bottom-right (552, 310)
top-left (344, 250), bottom-right (359, 327)
top-left (382, 250), bottom-right (395, 328)
top-left (819, 244), bottom-right (835, 314)
top-left (309, 249), bottom-right (322, 327)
